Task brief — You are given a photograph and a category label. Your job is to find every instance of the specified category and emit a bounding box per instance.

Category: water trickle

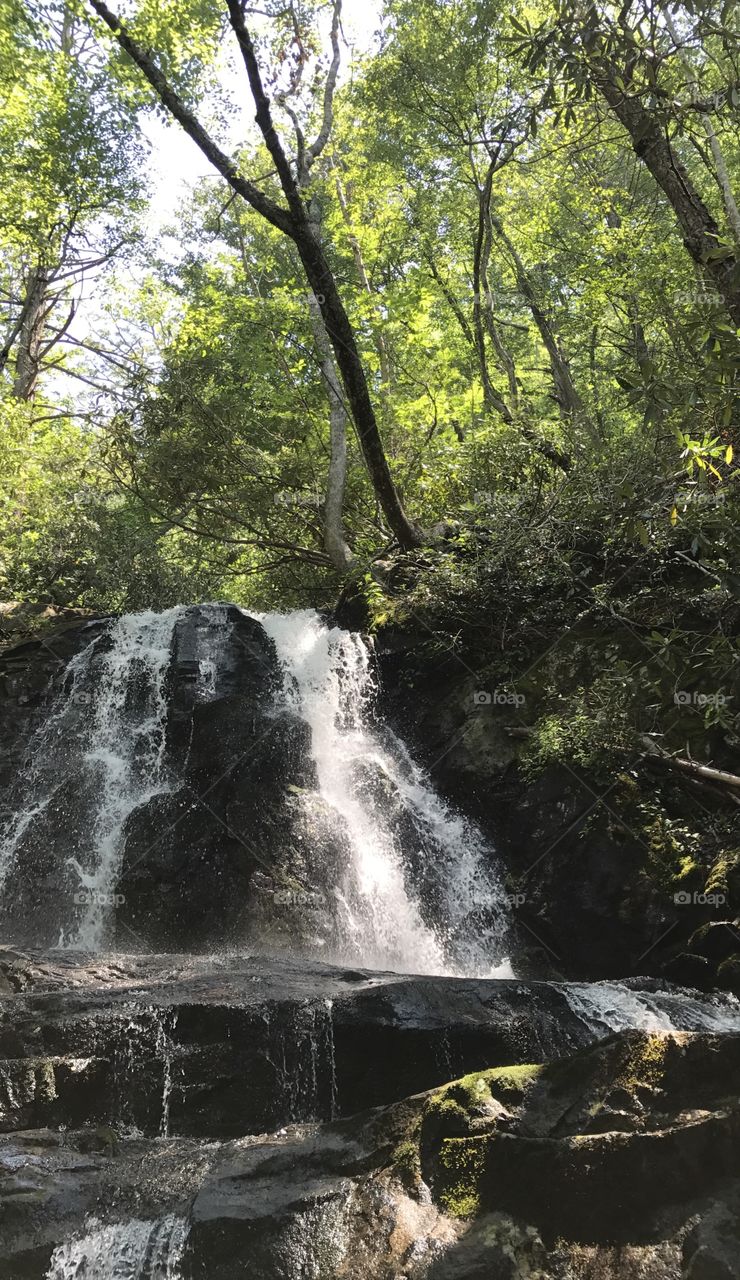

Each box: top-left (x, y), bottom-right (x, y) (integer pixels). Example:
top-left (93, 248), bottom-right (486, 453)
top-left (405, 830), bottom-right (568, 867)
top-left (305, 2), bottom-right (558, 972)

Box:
top-left (324, 998), bottom-right (339, 1120)
top-left (255, 609), bottom-right (511, 977)
top-left (46, 1215), bottom-right (188, 1280)
top-left (105, 1003), bottom-right (182, 1136)
top-left (194, 603), bottom-right (232, 702)
top-left (155, 1009), bottom-right (178, 1138)
top-left (262, 999), bottom-right (340, 1124)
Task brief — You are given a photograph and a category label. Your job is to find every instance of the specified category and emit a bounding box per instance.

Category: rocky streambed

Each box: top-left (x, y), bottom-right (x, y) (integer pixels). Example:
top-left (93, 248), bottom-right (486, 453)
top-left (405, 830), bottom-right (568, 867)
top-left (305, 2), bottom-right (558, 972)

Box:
top-left (1, 948), bottom-right (740, 1277)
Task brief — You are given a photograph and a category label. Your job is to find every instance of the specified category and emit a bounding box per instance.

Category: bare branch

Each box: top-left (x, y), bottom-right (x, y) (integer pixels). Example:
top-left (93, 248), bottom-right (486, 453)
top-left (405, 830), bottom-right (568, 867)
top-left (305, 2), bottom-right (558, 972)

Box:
top-left (306, 0), bottom-right (342, 166)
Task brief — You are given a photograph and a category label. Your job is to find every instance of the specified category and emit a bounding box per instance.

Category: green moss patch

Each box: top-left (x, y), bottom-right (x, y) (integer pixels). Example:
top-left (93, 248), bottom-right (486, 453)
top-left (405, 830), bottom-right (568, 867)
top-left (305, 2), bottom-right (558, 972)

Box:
top-left (438, 1136), bottom-right (487, 1218)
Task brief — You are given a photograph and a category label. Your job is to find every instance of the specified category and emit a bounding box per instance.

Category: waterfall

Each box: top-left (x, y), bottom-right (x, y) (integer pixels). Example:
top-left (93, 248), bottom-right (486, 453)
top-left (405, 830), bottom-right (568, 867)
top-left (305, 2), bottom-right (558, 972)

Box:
top-left (0, 609), bottom-right (179, 948)
top-left (255, 609), bottom-right (512, 977)
top-left (65, 610), bottom-right (180, 949)
top-left (1, 604), bottom-right (509, 968)
top-left (0, 630), bottom-right (100, 894)
top-left (46, 1215), bottom-right (188, 1280)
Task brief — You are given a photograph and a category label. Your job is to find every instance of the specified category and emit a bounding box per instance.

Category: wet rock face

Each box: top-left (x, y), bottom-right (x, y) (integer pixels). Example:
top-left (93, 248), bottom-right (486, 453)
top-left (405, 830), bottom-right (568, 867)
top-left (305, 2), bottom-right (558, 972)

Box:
top-left (0, 949), bottom-right (591, 1140)
top-left (0, 618), bottom-right (114, 946)
top-left (2, 967), bottom-right (740, 1276)
top-left (117, 606), bottom-right (314, 951)
top-left (400, 1031), bottom-right (740, 1276)
top-left (6, 1019), bottom-right (737, 1280)
top-left (0, 607), bottom-right (318, 952)
top-left (0, 617), bottom-right (113, 790)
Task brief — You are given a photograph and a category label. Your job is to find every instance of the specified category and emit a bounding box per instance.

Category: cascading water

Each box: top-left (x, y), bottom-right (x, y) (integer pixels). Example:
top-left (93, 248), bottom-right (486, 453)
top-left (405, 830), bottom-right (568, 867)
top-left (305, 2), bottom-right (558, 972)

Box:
top-left (65, 610), bottom-right (179, 949)
top-left (255, 609), bottom-right (512, 977)
top-left (0, 631), bottom-right (99, 895)
top-left (0, 605), bottom-right (511, 970)
top-left (3, 601), bottom-right (737, 1039)
top-left (46, 1215), bottom-right (188, 1280)
top-left (0, 610), bottom-right (179, 948)
top-left (562, 979), bottom-right (740, 1034)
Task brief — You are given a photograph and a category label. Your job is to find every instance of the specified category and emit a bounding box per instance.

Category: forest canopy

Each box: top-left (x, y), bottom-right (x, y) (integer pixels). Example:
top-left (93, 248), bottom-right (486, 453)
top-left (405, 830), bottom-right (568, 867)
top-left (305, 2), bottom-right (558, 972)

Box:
top-left (1, 0), bottom-right (738, 621)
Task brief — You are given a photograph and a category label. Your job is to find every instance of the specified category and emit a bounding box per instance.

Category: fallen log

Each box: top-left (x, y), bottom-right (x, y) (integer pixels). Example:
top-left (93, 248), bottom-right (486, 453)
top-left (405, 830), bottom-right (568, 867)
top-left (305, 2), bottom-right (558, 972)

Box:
top-left (641, 736), bottom-right (740, 806)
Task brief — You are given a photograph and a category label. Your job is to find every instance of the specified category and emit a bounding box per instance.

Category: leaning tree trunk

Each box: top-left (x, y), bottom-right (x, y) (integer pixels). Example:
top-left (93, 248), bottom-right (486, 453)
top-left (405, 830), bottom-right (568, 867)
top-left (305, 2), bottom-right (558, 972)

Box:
top-left (305, 202), bottom-right (353, 571)
top-left (290, 220), bottom-right (420, 548)
top-left (473, 178), bottom-right (514, 423)
top-left (662, 7), bottom-right (740, 247)
top-left (87, 0), bottom-right (422, 552)
top-left (595, 58), bottom-right (740, 324)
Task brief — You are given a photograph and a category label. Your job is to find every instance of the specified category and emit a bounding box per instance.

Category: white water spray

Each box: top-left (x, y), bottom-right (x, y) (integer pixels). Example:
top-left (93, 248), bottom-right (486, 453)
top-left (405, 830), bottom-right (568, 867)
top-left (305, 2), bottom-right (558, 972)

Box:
top-left (46, 1215), bottom-right (188, 1280)
top-left (0, 631), bottom-right (101, 894)
top-left (66, 610), bottom-right (180, 948)
top-left (255, 609), bottom-right (511, 977)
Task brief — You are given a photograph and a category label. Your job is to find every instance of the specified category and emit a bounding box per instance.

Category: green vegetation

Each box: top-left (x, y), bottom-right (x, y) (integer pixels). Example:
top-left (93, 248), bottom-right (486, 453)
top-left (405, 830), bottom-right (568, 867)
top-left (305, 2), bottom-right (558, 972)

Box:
top-left (437, 1137), bottom-right (487, 1218)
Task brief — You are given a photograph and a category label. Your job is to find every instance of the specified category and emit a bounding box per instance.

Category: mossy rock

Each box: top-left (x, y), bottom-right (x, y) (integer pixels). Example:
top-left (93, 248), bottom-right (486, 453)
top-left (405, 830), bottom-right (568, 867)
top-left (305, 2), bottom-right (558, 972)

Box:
top-left (390, 1139), bottom-right (421, 1190)
top-left (419, 1065), bottom-right (542, 1192)
top-left (426, 1064), bottom-right (542, 1121)
top-left (689, 921), bottom-right (739, 966)
top-left (78, 1125), bottom-right (120, 1154)
top-left (484, 1064), bottom-right (544, 1106)
top-left (420, 1094), bottom-right (473, 1155)
top-left (705, 848), bottom-right (740, 905)
top-left (437, 1135), bottom-right (487, 1218)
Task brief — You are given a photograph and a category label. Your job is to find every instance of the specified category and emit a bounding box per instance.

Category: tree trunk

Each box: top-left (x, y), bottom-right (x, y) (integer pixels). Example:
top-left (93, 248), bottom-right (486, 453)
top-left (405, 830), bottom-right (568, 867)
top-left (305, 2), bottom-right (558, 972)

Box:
top-left (480, 196), bottom-right (520, 408)
top-left (473, 170), bottom-right (514, 422)
top-left (292, 222), bottom-right (421, 547)
top-left (13, 267), bottom-right (49, 401)
top-left (490, 211), bottom-right (599, 447)
top-left (662, 7), bottom-right (740, 246)
top-left (596, 59), bottom-right (740, 323)
top-left (305, 199), bottom-right (353, 571)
